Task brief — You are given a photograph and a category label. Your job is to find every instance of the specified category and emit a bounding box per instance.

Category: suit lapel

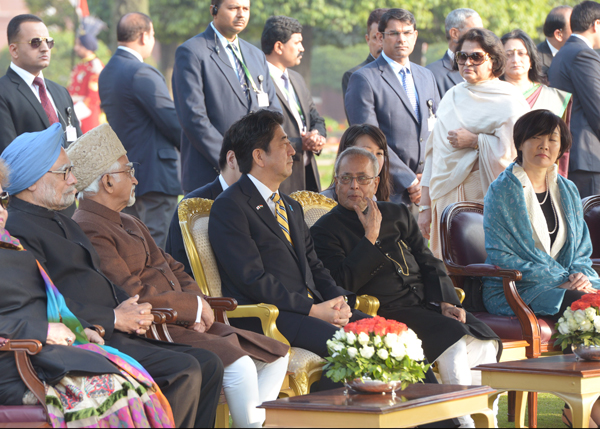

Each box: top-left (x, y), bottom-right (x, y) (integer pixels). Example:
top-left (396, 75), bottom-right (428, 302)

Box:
top-left (442, 52), bottom-right (464, 86)
top-left (273, 82), bottom-right (295, 122)
top-left (378, 58), bottom-right (418, 123)
top-left (290, 73), bottom-right (311, 130)
top-left (8, 69), bottom-right (50, 128)
top-left (206, 28), bottom-right (249, 108)
top-left (412, 65), bottom-right (430, 123)
top-left (282, 194), bottom-right (310, 280)
top-left (46, 82), bottom-right (65, 127)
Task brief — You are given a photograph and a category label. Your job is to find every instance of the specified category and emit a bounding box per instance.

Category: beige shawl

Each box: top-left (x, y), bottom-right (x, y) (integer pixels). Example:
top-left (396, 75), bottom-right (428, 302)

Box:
top-left (422, 79), bottom-right (530, 201)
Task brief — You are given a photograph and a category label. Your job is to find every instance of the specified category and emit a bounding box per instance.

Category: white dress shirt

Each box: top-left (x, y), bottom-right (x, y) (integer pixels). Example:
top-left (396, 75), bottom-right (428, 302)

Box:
top-left (211, 22), bottom-right (243, 80)
top-left (546, 39), bottom-right (559, 57)
top-left (447, 48), bottom-right (455, 61)
top-left (248, 174), bottom-right (282, 217)
top-left (117, 45), bottom-right (144, 62)
top-left (572, 33), bottom-right (594, 49)
top-left (10, 62), bottom-right (59, 118)
top-left (218, 174), bottom-right (230, 191)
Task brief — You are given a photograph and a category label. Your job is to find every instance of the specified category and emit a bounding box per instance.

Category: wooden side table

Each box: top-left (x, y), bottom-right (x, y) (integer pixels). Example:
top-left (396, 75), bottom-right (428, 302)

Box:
top-left (476, 355), bottom-right (600, 428)
top-left (261, 384), bottom-right (496, 428)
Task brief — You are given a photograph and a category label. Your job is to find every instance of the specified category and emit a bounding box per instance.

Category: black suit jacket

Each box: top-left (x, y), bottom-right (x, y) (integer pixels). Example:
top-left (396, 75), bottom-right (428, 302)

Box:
top-left (548, 36), bottom-right (600, 174)
top-left (99, 49), bottom-right (182, 197)
top-left (311, 202), bottom-right (459, 311)
top-left (172, 24), bottom-right (281, 192)
top-left (426, 51), bottom-right (463, 98)
top-left (208, 175), bottom-right (354, 339)
top-left (0, 67), bottom-right (82, 152)
top-left (166, 176), bottom-right (224, 275)
top-left (0, 246), bottom-right (119, 404)
top-left (342, 54), bottom-right (375, 119)
top-left (274, 69), bottom-right (326, 194)
top-left (537, 40), bottom-right (554, 79)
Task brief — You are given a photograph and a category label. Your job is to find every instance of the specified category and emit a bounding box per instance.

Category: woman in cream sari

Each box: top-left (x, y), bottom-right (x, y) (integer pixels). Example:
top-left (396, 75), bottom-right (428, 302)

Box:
top-left (502, 29), bottom-right (572, 177)
top-left (418, 28), bottom-right (530, 259)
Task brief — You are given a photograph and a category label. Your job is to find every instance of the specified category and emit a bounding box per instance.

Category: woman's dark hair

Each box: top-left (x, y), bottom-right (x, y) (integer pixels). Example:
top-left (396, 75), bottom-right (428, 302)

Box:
top-left (513, 109), bottom-right (572, 165)
top-left (501, 29), bottom-right (544, 84)
top-left (329, 124), bottom-right (391, 201)
top-left (453, 28), bottom-right (506, 78)
top-left (225, 109), bottom-right (284, 174)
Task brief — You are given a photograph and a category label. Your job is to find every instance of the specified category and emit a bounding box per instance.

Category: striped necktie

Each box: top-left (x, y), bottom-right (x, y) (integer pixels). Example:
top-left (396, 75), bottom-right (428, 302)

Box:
top-left (399, 68), bottom-right (420, 122)
top-left (271, 193), bottom-right (293, 246)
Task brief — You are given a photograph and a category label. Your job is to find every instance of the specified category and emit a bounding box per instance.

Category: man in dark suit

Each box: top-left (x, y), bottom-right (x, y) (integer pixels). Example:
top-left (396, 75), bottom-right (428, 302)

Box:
top-left (0, 14), bottom-right (81, 152)
top-left (172, 0), bottom-right (281, 194)
top-left (548, 1), bottom-right (600, 198)
top-left (426, 8), bottom-right (482, 98)
top-left (538, 6), bottom-right (573, 78)
top-left (1, 125), bottom-right (224, 427)
top-left (346, 9), bottom-right (440, 207)
top-left (262, 16), bottom-right (326, 194)
top-left (165, 136), bottom-right (242, 275)
top-left (209, 110), bottom-right (367, 365)
top-left (341, 8), bottom-right (389, 108)
top-left (99, 13), bottom-right (182, 249)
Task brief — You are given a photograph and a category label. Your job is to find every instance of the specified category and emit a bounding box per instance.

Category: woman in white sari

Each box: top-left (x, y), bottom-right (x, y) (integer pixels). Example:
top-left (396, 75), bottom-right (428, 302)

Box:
top-left (418, 28), bottom-right (530, 259)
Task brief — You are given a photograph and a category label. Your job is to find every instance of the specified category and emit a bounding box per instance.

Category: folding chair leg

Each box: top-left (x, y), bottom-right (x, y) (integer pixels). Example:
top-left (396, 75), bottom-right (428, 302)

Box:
top-left (528, 392), bottom-right (538, 428)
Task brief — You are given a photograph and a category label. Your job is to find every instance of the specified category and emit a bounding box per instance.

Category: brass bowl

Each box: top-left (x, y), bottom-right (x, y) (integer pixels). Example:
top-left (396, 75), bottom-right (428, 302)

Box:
top-left (572, 344), bottom-right (600, 361)
top-left (345, 377), bottom-right (400, 394)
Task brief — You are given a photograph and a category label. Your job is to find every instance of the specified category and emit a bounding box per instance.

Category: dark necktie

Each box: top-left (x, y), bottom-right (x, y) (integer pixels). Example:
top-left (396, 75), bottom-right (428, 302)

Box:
top-left (33, 76), bottom-right (59, 125)
top-left (227, 44), bottom-right (251, 105)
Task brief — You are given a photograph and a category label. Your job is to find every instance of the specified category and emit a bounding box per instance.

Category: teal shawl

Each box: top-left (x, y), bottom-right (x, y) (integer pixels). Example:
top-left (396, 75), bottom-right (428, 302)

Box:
top-left (482, 163), bottom-right (600, 316)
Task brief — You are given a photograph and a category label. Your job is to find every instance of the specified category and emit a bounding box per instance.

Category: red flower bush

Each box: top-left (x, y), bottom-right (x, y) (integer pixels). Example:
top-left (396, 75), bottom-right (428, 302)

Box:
top-left (344, 316), bottom-right (408, 336)
top-left (570, 292), bottom-right (600, 311)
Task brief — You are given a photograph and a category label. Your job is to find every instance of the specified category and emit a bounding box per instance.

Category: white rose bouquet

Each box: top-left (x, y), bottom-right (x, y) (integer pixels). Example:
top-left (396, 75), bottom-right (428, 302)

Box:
top-left (324, 316), bottom-right (429, 390)
top-left (553, 293), bottom-right (600, 350)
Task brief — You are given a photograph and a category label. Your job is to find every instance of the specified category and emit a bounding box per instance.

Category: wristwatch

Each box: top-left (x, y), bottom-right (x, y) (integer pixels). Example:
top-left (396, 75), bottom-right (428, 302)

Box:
top-left (418, 205), bottom-right (431, 213)
top-left (343, 296), bottom-right (349, 304)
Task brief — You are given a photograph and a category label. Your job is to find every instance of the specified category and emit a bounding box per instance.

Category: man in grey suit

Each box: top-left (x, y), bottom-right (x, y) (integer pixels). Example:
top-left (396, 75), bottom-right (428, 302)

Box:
top-left (426, 8), bottom-right (482, 98)
top-left (172, 0), bottom-right (281, 194)
top-left (262, 16), bottom-right (326, 194)
top-left (538, 6), bottom-right (573, 78)
top-left (345, 9), bottom-right (440, 207)
top-left (99, 13), bottom-right (182, 249)
top-left (549, 0), bottom-right (600, 198)
top-left (341, 8), bottom-right (389, 104)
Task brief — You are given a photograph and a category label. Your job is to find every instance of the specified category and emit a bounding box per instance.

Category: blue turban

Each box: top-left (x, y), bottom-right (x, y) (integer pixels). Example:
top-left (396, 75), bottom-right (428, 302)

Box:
top-left (1, 123), bottom-right (65, 195)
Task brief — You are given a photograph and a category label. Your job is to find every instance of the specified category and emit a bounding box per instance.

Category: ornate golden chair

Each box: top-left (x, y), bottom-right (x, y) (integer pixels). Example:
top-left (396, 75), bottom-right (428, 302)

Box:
top-left (179, 198), bottom-right (324, 396)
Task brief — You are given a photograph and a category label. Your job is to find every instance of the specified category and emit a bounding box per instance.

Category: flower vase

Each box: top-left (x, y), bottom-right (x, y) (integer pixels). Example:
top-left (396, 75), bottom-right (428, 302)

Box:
top-left (345, 377), bottom-right (401, 396)
top-left (572, 344), bottom-right (600, 361)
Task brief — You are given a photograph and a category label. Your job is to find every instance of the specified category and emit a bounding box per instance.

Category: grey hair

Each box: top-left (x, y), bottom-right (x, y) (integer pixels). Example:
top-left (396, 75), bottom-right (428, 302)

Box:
top-left (445, 8), bottom-right (481, 40)
top-left (334, 147), bottom-right (379, 178)
top-left (78, 160), bottom-right (122, 200)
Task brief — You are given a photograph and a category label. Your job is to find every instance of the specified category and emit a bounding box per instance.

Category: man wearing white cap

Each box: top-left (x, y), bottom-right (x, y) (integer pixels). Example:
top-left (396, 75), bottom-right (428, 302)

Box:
top-left (1, 123), bottom-right (225, 428)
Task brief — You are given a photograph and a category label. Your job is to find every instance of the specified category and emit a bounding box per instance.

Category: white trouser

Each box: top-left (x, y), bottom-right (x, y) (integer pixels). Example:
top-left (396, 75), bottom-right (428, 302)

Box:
top-left (222, 354), bottom-right (289, 428)
top-left (436, 336), bottom-right (499, 428)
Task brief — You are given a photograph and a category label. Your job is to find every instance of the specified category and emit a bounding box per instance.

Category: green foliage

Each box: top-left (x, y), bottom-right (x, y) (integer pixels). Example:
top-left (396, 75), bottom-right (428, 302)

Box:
top-left (310, 44), bottom-right (368, 90)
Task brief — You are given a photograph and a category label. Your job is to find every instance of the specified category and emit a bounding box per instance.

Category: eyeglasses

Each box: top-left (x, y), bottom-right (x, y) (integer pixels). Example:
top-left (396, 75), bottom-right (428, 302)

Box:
top-left (19, 37), bottom-right (55, 49)
top-left (105, 164), bottom-right (136, 179)
top-left (336, 175), bottom-right (377, 185)
top-left (47, 165), bottom-right (73, 181)
top-left (382, 30), bottom-right (416, 39)
top-left (455, 51), bottom-right (490, 66)
top-left (0, 192), bottom-right (9, 210)
top-left (505, 49), bottom-right (529, 58)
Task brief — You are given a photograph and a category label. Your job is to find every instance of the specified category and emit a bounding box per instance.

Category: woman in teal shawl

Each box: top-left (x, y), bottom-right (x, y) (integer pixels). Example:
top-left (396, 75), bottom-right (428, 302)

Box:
top-left (482, 110), bottom-right (600, 318)
top-left (0, 158), bottom-right (174, 428)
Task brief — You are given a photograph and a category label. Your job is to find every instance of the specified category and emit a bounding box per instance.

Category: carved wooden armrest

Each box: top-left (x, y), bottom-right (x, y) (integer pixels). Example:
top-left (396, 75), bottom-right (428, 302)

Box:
top-left (0, 338), bottom-right (47, 413)
top-left (227, 304), bottom-right (289, 346)
top-left (355, 295), bottom-right (380, 316)
top-left (146, 309), bottom-right (178, 343)
top-left (151, 308), bottom-right (178, 324)
top-left (90, 325), bottom-right (105, 338)
top-left (446, 263), bottom-right (522, 281)
top-left (205, 297), bottom-right (238, 325)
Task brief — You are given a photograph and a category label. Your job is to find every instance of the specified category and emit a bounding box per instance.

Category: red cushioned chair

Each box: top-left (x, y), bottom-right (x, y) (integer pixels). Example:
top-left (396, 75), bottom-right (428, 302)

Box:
top-left (441, 201), bottom-right (562, 428)
top-left (582, 195), bottom-right (600, 275)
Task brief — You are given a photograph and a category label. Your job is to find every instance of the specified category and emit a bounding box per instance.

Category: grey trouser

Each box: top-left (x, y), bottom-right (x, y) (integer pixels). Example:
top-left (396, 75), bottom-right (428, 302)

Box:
top-left (123, 192), bottom-right (178, 249)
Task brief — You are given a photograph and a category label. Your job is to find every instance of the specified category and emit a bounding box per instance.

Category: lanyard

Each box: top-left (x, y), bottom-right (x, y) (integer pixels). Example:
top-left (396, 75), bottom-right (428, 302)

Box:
top-left (270, 73), bottom-right (305, 123)
top-left (229, 43), bottom-right (260, 93)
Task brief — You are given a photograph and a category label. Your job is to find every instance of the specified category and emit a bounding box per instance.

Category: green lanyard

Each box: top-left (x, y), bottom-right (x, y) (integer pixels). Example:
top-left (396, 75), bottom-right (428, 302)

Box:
top-left (270, 73), bottom-right (305, 123)
top-left (228, 43), bottom-right (260, 93)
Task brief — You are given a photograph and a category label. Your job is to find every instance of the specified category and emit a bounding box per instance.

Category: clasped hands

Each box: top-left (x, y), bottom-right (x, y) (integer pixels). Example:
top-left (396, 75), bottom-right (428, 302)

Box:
top-left (301, 130), bottom-right (326, 153)
top-left (559, 273), bottom-right (596, 293)
top-left (310, 296), bottom-right (352, 328)
top-left (447, 128), bottom-right (478, 150)
top-left (441, 302), bottom-right (466, 324)
top-left (47, 323), bottom-right (105, 346)
top-left (187, 297), bottom-right (215, 334)
top-left (115, 294), bottom-right (154, 335)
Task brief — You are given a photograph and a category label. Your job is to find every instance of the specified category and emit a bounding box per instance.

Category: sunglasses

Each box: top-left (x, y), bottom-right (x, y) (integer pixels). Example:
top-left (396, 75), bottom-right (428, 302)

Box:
top-left (0, 192), bottom-right (9, 210)
top-left (23, 37), bottom-right (55, 49)
top-left (455, 51), bottom-right (490, 66)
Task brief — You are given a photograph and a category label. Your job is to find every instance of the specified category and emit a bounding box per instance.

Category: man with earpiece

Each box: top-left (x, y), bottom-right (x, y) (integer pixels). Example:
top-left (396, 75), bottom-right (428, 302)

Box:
top-left (173, 0), bottom-right (281, 194)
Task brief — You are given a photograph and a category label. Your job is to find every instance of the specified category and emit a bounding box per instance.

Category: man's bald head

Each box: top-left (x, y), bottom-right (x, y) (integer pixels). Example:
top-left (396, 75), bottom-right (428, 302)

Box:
top-left (117, 12), bottom-right (152, 43)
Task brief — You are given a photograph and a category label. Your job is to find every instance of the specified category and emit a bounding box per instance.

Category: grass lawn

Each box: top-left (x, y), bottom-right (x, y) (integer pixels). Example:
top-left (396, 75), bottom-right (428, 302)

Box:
top-left (497, 393), bottom-right (565, 428)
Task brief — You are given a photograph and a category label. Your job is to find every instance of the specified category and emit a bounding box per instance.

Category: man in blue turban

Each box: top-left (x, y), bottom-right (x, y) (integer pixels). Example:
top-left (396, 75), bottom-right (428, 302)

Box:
top-left (1, 123), bottom-right (77, 212)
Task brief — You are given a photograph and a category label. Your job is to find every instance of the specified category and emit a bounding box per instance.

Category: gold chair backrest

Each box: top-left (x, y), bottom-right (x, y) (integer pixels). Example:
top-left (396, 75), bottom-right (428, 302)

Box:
top-left (289, 191), bottom-right (337, 228)
top-left (178, 198), bottom-right (222, 297)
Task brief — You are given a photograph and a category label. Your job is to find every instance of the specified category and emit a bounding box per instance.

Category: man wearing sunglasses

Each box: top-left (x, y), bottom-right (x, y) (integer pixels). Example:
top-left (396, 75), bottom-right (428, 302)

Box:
top-left (0, 14), bottom-right (82, 152)
top-left (345, 9), bottom-right (440, 211)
